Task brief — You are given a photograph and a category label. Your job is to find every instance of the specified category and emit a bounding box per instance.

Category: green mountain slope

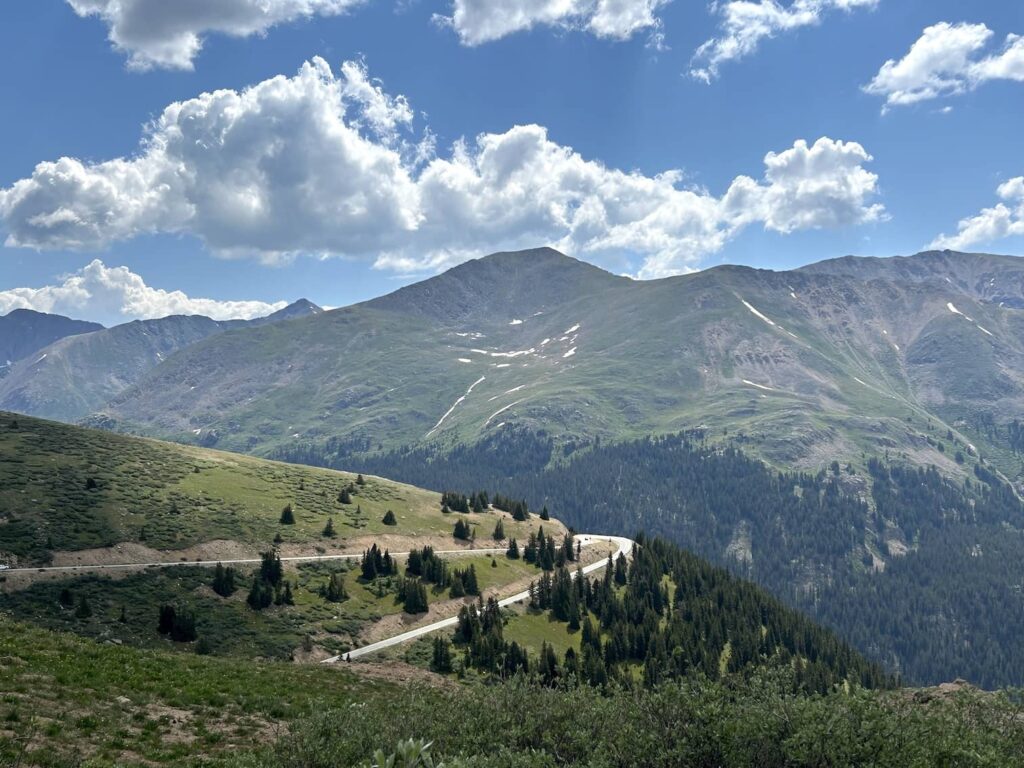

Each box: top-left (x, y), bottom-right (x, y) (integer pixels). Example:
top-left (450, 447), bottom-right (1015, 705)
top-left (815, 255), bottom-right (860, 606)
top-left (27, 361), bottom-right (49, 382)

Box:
top-left (345, 430), bottom-right (1024, 687)
top-left (94, 248), bottom-right (1024, 485)
top-left (4, 599), bottom-right (1024, 767)
top-left (0, 412), bottom-right (548, 566)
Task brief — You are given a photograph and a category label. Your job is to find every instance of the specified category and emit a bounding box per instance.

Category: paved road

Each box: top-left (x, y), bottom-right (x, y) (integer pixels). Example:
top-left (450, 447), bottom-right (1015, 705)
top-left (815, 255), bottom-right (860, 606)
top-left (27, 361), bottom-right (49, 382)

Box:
top-left (1, 547), bottom-right (508, 575)
top-left (322, 534), bottom-right (634, 663)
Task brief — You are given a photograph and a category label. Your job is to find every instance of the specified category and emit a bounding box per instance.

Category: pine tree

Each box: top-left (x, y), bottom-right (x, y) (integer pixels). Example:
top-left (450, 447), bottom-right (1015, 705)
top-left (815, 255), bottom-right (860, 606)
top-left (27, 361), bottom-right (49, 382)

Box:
top-left (259, 550), bottom-right (284, 586)
top-left (540, 506), bottom-right (550, 521)
top-left (338, 488), bottom-right (352, 504)
top-left (382, 509), bottom-right (397, 526)
top-left (431, 636), bottom-right (454, 673)
top-left (322, 517), bottom-right (337, 538)
top-left (247, 578), bottom-right (273, 610)
top-left (212, 562), bottom-right (237, 597)
top-left (614, 552), bottom-right (628, 585)
top-left (506, 538), bottom-right (520, 559)
top-left (403, 579), bottom-right (429, 614)
top-left (85, 477), bottom-right (97, 490)
top-left (74, 595), bottom-right (92, 619)
top-left (158, 604), bottom-right (176, 634)
top-left (170, 608), bottom-right (197, 642)
top-left (280, 504), bottom-right (296, 525)
top-left (453, 519), bottom-right (471, 541)
top-left (356, 474), bottom-right (366, 486)
top-left (493, 518), bottom-right (505, 541)
top-left (463, 565), bottom-right (479, 595)
top-left (323, 572), bottom-right (348, 602)
top-left (539, 641), bottom-right (560, 686)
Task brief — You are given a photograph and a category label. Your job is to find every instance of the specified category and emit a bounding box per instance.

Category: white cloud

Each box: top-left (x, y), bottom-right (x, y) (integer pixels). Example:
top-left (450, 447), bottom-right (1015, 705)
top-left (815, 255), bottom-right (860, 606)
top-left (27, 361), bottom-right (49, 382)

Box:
top-left (0, 260), bottom-right (287, 324)
top-left (864, 22), bottom-right (1024, 110)
top-left (690, 0), bottom-right (877, 82)
top-left (0, 59), bottom-right (884, 280)
top-left (929, 177), bottom-right (1024, 251)
top-left (438, 0), bottom-right (669, 46)
top-left (66, 0), bottom-right (363, 70)
top-left (0, 58), bottom-right (421, 262)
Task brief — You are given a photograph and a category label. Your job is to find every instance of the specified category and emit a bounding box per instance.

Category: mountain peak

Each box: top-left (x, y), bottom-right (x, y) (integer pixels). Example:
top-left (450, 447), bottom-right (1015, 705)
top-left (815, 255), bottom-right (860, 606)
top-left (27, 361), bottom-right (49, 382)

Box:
top-left (367, 247), bottom-right (625, 325)
top-left (257, 299), bottom-right (324, 324)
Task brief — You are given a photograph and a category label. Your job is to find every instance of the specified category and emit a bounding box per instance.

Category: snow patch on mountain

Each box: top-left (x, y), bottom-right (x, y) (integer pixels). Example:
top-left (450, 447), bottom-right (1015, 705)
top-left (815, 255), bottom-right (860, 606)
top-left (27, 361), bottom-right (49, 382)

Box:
top-left (741, 299), bottom-right (776, 327)
top-left (426, 375), bottom-right (486, 438)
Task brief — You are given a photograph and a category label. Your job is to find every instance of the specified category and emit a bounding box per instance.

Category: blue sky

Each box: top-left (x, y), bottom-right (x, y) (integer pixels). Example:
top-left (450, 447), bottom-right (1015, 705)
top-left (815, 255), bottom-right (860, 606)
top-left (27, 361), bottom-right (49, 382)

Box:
top-left (0, 0), bottom-right (1022, 325)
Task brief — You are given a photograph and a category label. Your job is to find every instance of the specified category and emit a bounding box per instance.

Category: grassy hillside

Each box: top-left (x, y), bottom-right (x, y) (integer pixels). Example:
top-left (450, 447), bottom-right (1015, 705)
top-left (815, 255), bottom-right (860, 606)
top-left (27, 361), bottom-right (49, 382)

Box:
top-left (4, 617), bottom-right (1024, 767)
top-left (0, 619), bottom-right (376, 767)
top-left (0, 412), bottom-right (551, 566)
top-left (0, 413), bottom-right (581, 662)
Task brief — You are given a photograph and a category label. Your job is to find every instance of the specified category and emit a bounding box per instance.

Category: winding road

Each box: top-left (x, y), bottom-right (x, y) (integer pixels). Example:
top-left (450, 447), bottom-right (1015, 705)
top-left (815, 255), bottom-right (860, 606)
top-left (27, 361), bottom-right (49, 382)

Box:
top-left (2, 533), bottom-right (634, 664)
top-left (0, 547), bottom-right (510, 575)
top-left (322, 534), bottom-right (634, 663)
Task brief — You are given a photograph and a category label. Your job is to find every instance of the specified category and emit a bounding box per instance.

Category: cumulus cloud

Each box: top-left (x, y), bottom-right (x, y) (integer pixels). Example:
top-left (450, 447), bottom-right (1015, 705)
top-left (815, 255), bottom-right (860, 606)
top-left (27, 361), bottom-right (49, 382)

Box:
top-left (437, 0), bottom-right (669, 46)
top-left (929, 177), bottom-right (1024, 251)
top-left (864, 22), bottom-right (1024, 110)
top-left (0, 59), bottom-right (884, 279)
top-left (690, 0), bottom-right (877, 82)
top-left (0, 260), bottom-right (287, 324)
top-left (66, 0), bottom-right (363, 70)
top-left (0, 58), bottom-right (421, 261)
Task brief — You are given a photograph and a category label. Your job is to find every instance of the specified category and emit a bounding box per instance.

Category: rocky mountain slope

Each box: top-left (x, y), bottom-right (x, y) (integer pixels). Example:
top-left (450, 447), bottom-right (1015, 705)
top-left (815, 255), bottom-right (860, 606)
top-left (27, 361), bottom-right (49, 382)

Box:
top-left (0, 308), bottom-right (102, 374)
top-left (0, 299), bottom-right (321, 422)
top-left (90, 248), bottom-right (1024, 485)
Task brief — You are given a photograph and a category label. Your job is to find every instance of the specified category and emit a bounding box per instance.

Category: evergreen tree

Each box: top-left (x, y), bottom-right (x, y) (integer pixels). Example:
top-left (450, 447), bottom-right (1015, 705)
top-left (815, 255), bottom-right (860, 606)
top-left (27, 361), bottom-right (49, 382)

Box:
top-left (322, 517), bottom-right (337, 538)
top-left (382, 509), bottom-right (397, 526)
top-left (212, 563), bottom-right (237, 597)
top-left (493, 518), bottom-right (505, 541)
top-left (74, 595), bottom-right (92, 619)
top-left (402, 578), bottom-right (429, 614)
top-left (539, 641), bottom-right (560, 686)
top-left (260, 550), bottom-right (284, 586)
top-left (323, 572), bottom-right (348, 602)
top-left (453, 519), bottom-right (472, 541)
top-left (540, 506), bottom-right (550, 521)
top-left (507, 538), bottom-right (520, 559)
top-left (170, 608), bottom-right (197, 642)
top-left (614, 553), bottom-right (628, 586)
top-left (431, 636), bottom-right (454, 673)
top-left (356, 473), bottom-right (366, 486)
top-left (338, 488), bottom-right (352, 504)
top-left (280, 504), bottom-right (295, 525)
top-left (158, 604), bottom-right (176, 635)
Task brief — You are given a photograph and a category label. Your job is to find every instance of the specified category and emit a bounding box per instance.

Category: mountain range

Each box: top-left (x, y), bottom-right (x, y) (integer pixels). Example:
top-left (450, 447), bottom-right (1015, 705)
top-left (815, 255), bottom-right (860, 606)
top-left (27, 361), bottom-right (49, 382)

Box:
top-left (0, 299), bottom-right (321, 423)
top-left (24, 247), bottom-right (1019, 489)
top-left (0, 308), bottom-right (102, 376)
top-left (7, 249), bottom-right (1024, 688)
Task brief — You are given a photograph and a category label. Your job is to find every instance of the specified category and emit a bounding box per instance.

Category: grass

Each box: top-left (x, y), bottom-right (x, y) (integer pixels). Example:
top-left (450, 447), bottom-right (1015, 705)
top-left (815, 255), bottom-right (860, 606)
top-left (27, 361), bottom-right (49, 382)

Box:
top-left (0, 618), bottom-right (385, 767)
top-left (0, 412), bottom-right (552, 566)
top-left (502, 608), bottom-right (585, 658)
